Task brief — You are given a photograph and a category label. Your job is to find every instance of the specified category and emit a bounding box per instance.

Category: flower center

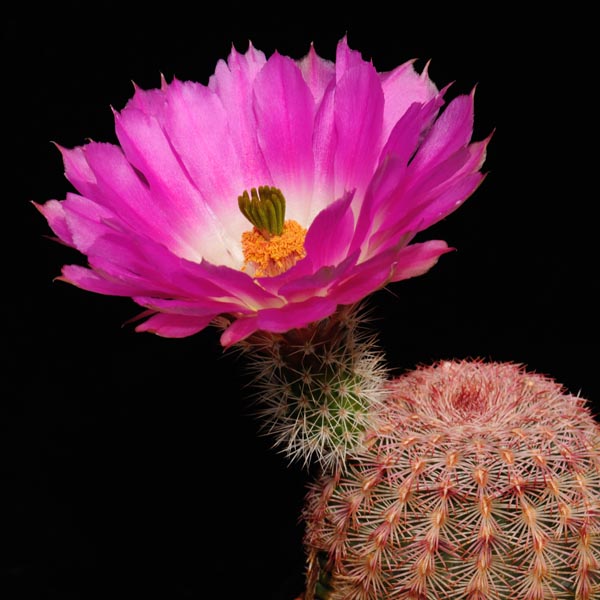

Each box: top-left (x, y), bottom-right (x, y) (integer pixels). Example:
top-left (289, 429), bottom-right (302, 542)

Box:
top-left (239, 186), bottom-right (307, 277)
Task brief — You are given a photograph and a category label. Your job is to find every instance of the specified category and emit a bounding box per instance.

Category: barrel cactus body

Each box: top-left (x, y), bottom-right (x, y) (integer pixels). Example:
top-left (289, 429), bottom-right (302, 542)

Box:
top-left (303, 360), bottom-right (600, 599)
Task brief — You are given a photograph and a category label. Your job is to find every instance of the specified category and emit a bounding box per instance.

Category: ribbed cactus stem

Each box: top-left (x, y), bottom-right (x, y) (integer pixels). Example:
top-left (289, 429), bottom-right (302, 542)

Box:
top-left (303, 360), bottom-right (600, 600)
top-left (230, 304), bottom-right (388, 471)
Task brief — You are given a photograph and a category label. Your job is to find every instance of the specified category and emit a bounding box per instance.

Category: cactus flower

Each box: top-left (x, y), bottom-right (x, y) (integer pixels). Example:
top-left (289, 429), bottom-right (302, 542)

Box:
top-left (37, 37), bottom-right (489, 347)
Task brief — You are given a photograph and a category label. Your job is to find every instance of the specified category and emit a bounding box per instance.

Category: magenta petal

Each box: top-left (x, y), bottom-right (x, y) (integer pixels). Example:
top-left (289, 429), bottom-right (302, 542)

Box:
top-left (82, 234), bottom-right (223, 297)
top-left (35, 200), bottom-right (74, 246)
top-left (61, 193), bottom-right (121, 254)
top-left (416, 171), bottom-right (486, 231)
top-left (411, 91), bottom-right (475, 171)
top-left (298, 44), bottom-right (335, 105)
top-left (333, 62), bottom-right (384, 197)
top-left (304, 191), bottom-right (355, 270)
top-left (398, 141), bottom-right (490, 234)
top-left (162, 79), bottom-right (249, 239)
top-left (51, 203), bottom-right (283, 307)
top-left (81, 143), bottom-right (188, 253)
top-left (61, 264), bottom-right (146, 296)
top-left (208, 43), bottom-right (270, 184)
top-left (114, 106), bottom-right (228, 264)
top-left (365, 172), bottom-right (484, 258)
top-left (278, 253), bottom-right (359, 303)
top-left (253, 53), bottom-right (316, 224)
top-left (210, 42), bottom-right (266, 90)
top-left (350, 155), bottom-right (408, 257)
top-left (192, 260), bottom-right (284, 309)
top-left (125, 80), bottom-right (168, 118)
top-left (335, 36), bottom-right (366, 81)
top-left (311, 80), bottom-right (337, 216)
top-left (60, 145), bottom-right (98, 199)
top-left (133, 296), bottom-right (248, 317)
top-left (355, 130), bottom-right (488, 259)
top-left (254, 255), bottom-right (317, 297)
top-left (220, 316), bottom-right (259, 347)
top-left (380, 60), bottom-right (438, 141)
top-left (379, 92), bottom-right (446, 167)
top-left (135, 312), bottom-right (213, 338)
top-left (257, 296), bottom-right (338, 332)
top-left (83, 230), bottom-right (281, 307)
top-left (410, 136), bottom-right (489, 195)
top-left (327, 239), bottom-right (450, 305)
top-left (390, 240), bottom-right (452, 282)
top-left (330, 246), bottom-right (404, 305)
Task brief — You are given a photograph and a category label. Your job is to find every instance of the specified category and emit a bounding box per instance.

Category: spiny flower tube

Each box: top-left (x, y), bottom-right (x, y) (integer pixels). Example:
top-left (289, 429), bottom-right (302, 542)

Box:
top-left (231, 304), bottom-right (389, 470)
top-left (37, 37), bottom-right (489, 347)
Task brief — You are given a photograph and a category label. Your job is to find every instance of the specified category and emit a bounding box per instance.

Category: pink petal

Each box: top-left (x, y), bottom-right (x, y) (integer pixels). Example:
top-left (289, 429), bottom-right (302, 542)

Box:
top-left (412, 171), bottom-right (486, 231)
top-left (252, 52), bottom-right (316, 224)
top-left (61, 264), bottom-right (148, 296)
top-left (35, 199), bottom-right (74, 246)
top-left (390, 240), bottom-right (452, 282)
top-left (192, 260), bottom-right (284, 309)
top-left (80, 142), bottom-right (190, 253)
top-left (410, 136), bottom-right (490, 194)
top-left (359, 94), bottom-right (447, 249)
top-left (208, 43), bottom-right (271, 185)
top-left (83, 235), bottom-right (225, 297)
top-left (135, 312), bottom-right (213, 338)
top-left (396, 139), bottom-right (490, 234)
top-left (83, 231), bottom-right (282, 308)
top-left (328, 239), bottom-right (450, 306)
top-left (60, 145), bottom-right (98, 199)
top-left (333, 61), bottom-right (384, 198)
top-left (364, 171), bottom-right (484, 258)
top-left (125, 79), bottom-right (168, 117)
top-left (297, 43), bottom-right (335, 105)
top-left (311, 80), bottom-right (337, 218)
top-left (335, 36), bottom-right (366, 82)
top-left (257, 296), bottom-right (338, 333)
top-left (304, 191), bottom-right (355, 270)
top-left (410, 91), bottom-right (475, 172)
top-left (379, 91), bottom-right (446, 167)
top-left (60, 193), bottom-right (121, 254)
top-left (354, 113), bottom-right (488, 259)
top-left (114, 106), bottom-right (231, 265)
top-left (278, 253), bottom-right (359, 303)
top-left (379, 60), bottom-right (438, 142)
top-left (132, 296), bottom-right (249, 317)
top-left (330, 245), bottom-right (405, 305)
top-left (350, 155), bottom-right (408, 258)
top-left (210, 42), bottom-right (266, 89)
top-left (161, 79), bottom-right (249, 246)
top-left (51, 203), bottom-right (282, 309)
top-left (220, 316), bottom-right (260, 347)
top-left (253, 254), bottom-right (317, 297)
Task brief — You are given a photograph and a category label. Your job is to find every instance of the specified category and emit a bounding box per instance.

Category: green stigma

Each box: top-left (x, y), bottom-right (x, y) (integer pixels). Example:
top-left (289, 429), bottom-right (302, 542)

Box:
top-left (238, 186), bottom-right (286, 239)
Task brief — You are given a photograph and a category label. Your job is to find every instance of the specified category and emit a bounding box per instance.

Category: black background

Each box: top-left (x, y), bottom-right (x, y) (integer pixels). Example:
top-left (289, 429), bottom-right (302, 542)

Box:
top-left (3, 3), bottom-right (597, 599)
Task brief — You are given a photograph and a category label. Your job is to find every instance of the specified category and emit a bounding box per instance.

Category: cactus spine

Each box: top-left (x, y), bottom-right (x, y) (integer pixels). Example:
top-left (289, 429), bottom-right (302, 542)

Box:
top-left (303, 360), bottom-right (600, 599)
top-left (229, 305), bottom-right (388, 471)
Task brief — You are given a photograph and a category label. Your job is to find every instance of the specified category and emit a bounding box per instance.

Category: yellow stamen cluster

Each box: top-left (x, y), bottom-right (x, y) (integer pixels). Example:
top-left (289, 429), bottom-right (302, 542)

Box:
top-left (238, 186), bottom-right (307, 277)
top-left (242, 220), bottom-right (307, 277)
